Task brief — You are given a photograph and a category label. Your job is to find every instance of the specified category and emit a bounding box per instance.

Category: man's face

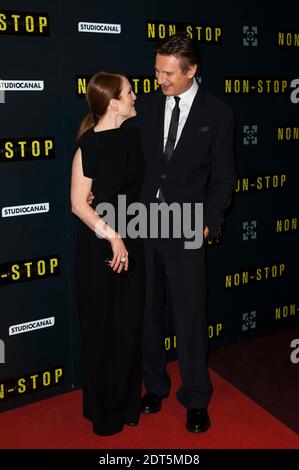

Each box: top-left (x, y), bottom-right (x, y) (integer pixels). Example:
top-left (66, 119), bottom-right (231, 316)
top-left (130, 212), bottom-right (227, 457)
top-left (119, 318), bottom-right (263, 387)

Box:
top-left (155, 53), bottom-right (196, 96)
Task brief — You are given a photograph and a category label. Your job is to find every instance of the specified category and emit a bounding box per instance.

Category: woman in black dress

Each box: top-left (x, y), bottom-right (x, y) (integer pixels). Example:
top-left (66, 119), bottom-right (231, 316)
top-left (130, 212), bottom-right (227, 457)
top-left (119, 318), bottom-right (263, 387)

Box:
top-left (71, 72), bottom-right (145, 436)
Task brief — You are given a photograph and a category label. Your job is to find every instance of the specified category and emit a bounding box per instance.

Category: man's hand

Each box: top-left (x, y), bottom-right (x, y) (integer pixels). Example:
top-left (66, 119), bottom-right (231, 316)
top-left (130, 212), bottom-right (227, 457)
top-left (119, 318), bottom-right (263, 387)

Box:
top-left (204, 226), bottom-right (209, 239)
top-left (87, 191), bottom-right (94, 205)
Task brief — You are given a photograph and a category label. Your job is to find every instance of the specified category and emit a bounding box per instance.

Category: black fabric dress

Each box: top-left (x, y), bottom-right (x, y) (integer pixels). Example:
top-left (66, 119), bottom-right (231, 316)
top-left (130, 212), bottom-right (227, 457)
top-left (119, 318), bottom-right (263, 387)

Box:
top-left (75, 126), bottom-right (145, 436)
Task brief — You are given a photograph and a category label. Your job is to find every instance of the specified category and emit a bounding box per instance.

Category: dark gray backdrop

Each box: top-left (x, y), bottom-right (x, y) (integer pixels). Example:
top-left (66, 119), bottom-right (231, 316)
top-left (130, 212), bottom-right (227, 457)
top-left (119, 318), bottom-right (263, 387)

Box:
top-left (0, 0), bottom-right (298, 411)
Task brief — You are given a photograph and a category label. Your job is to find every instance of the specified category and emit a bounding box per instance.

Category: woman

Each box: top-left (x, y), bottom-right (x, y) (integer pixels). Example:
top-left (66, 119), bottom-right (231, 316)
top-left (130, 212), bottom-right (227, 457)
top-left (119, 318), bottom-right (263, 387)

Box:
top-left (71, 72), bottom-right (145, 436)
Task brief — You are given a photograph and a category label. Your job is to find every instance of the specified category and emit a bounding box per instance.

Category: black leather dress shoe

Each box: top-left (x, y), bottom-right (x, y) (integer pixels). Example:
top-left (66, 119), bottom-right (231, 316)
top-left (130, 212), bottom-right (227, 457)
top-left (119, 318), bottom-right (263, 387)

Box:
top-left (141, 393), bottom-right (164, 413)
top-left (186, 408), bottom-right (210, 433)
top-left (126, 420), bottom-right (139, 426)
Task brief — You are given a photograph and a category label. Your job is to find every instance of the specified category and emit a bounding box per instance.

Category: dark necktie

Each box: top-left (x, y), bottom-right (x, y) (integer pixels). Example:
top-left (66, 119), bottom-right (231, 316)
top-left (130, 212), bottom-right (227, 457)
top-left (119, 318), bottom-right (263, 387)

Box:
top-left (164, 96), bottom-right (180, 164)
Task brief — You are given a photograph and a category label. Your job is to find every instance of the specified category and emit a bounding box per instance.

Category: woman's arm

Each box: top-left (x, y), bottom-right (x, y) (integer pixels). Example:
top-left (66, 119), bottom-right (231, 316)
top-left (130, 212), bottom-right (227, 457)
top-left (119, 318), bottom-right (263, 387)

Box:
top-left (71, 147), bottom-right (129, 273)
top-left (71, 147), bottom-right (108, 236)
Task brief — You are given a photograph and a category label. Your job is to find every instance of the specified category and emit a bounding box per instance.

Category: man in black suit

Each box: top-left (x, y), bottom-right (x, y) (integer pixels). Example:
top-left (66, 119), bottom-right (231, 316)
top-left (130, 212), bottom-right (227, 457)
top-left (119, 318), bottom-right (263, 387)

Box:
top-left (136, 33), bottom-right (236, 433)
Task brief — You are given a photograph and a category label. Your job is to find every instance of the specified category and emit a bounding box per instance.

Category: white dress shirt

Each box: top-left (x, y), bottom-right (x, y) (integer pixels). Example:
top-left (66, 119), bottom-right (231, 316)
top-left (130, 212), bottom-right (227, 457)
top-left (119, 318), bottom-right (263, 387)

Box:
top-left (163, 78), bottom-right (199, 150)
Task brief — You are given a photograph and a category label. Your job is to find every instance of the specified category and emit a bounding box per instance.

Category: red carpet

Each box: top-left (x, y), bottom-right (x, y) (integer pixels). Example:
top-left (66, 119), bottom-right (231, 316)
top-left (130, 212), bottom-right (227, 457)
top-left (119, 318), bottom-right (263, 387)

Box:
top-left (0, 361), bottom-right (298, 449)
top-left (209, 327), bottom-right (299, 435)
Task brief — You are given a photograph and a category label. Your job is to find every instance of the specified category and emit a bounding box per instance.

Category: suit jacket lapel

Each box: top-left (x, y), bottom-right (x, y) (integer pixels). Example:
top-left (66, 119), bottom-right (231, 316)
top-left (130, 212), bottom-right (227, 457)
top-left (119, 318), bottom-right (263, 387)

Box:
top-left (167, 87), bottom-right (203, 167)
top-left (155, 92), bottom-right (166, 157)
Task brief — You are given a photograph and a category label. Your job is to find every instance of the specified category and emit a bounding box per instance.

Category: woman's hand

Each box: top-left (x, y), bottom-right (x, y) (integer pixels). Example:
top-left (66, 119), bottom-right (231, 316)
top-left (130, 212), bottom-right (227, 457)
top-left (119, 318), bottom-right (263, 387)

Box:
top-left (109, 235), bottom-right (129, 273)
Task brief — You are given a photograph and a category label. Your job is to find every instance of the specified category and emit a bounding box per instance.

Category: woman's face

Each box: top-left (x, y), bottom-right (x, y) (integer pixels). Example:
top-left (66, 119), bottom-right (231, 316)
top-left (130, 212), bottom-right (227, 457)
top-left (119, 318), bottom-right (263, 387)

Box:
top-left (117, 77), bottom-right (137, 119)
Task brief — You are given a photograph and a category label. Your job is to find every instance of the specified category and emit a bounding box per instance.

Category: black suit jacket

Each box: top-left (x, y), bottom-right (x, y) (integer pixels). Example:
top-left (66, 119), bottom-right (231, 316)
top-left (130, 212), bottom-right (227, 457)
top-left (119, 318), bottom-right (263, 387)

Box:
top-left (135, 87), bottom-right (236, 237)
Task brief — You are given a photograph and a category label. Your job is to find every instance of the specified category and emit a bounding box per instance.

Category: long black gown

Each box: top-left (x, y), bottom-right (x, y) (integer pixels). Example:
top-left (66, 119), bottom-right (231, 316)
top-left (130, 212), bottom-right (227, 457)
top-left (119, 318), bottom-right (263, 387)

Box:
top-left (75, 126), bottom-right (145, 436)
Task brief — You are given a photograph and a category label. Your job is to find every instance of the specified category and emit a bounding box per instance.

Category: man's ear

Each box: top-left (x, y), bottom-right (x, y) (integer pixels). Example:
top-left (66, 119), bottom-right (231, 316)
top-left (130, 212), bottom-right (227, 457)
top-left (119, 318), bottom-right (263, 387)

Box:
top-left (187, 64), bottom-right (198, 79)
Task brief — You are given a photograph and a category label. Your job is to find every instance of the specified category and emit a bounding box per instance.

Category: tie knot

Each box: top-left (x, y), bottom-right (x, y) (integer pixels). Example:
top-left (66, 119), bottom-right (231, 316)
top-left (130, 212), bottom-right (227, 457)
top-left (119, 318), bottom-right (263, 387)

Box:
top-left (174, 96), bottom-right (180, 105)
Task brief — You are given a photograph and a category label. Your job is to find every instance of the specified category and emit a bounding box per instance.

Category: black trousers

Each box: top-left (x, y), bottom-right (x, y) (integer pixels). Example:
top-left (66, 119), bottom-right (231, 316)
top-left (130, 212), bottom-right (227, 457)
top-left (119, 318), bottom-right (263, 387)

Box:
top-left (142, 237), bottom-right (212, 409)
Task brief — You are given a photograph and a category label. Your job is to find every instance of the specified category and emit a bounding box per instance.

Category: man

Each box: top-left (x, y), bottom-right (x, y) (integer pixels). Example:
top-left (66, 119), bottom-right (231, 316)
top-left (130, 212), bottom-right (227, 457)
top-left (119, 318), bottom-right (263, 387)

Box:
top-left (135, 33), bottom-right (236, 433)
